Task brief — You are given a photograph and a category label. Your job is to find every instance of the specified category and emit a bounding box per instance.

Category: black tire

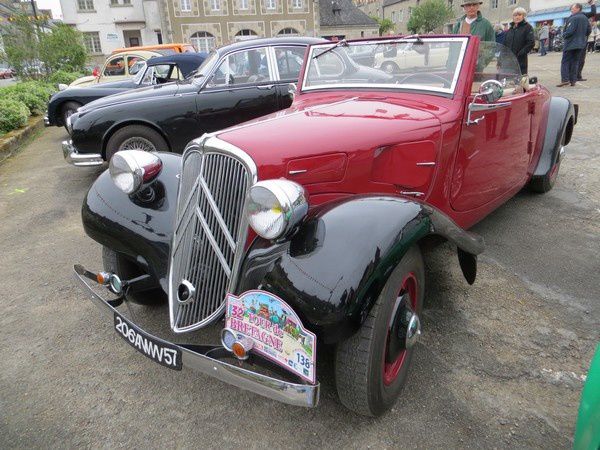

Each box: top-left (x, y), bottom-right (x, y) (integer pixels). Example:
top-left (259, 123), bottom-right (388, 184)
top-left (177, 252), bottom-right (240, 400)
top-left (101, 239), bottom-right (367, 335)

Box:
top-left (381, 62), bottom-right (398, 74)
top-left (61, 101), bottom-right (81, 133)
top-left (335, 245), bottom-right (425, 416)
top-left (102, 247), bottom-right (165, 305)
top-left (105, 125), bottom-right (168, 162)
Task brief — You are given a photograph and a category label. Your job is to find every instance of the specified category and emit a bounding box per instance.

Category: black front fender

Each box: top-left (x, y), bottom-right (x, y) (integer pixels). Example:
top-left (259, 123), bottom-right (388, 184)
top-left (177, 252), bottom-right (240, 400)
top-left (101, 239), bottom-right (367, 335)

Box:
top-left (236, 196), bottom-right (484, 344)
top-left (82, 152), bottom-right (181, 293)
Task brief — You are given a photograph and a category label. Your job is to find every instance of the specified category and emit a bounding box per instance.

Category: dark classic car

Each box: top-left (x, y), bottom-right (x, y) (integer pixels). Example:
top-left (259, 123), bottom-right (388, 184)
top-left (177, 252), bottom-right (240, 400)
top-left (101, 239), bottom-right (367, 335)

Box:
top-left (61, 37), bottom-right (329, 166)
top-left (73, 36), bottom-right (576, 416)
top-left (45, 53), bottom-right (207, 132)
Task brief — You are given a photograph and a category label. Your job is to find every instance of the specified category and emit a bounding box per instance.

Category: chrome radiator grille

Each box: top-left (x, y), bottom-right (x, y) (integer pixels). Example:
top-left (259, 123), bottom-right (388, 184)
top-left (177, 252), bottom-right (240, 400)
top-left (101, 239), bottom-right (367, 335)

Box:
top-left (169, 138), bottom-right (255, 332)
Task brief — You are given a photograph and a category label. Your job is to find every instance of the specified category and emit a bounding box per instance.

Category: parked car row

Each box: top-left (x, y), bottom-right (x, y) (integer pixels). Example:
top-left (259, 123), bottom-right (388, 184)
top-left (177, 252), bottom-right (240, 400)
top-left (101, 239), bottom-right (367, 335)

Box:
top-left (61, 35), bottom-right (577, 416)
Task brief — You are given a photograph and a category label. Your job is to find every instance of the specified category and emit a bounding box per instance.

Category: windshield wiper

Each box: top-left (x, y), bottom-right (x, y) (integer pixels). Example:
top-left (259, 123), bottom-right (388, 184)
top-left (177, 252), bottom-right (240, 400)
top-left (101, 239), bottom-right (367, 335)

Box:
top-left (313, 39), bottom-right (348, 60)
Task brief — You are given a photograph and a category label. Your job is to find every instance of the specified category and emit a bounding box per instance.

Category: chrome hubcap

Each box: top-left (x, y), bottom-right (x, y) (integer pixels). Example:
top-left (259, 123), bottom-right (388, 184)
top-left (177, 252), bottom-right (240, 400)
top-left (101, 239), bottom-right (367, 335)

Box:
top-left (119, 136), bottom-right (157, 153)
top-left (405, 313), bottom-right (421, 349)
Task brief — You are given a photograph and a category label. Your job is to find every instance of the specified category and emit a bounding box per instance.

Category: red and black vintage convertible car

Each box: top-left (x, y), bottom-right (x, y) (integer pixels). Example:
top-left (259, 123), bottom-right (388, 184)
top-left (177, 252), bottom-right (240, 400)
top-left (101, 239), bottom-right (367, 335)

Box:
top-left (74, 35), bottom-right (576, 416)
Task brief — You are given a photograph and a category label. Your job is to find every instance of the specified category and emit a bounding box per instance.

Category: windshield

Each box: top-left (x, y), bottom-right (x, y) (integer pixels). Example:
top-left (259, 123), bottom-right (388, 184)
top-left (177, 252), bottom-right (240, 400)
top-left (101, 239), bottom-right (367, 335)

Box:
top-left (192, 51), bottom-right (219, 85)
top-left (303, 37), bottom-right (468, 95)
top-left (132, 62), bottom-right (148, 84)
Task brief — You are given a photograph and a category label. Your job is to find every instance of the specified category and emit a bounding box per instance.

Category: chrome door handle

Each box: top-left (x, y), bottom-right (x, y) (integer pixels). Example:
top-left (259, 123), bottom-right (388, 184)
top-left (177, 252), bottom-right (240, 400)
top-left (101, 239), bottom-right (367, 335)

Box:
top-left (257, 84), bottom-right (274, 90)
top-left (466, 101), bottom-right (511, 126)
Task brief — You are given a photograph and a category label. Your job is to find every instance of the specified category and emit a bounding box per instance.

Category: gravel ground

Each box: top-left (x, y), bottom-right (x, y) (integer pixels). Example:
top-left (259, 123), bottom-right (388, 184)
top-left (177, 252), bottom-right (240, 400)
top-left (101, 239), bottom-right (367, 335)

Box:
top-left (0, 51), bottom-right (598, 449)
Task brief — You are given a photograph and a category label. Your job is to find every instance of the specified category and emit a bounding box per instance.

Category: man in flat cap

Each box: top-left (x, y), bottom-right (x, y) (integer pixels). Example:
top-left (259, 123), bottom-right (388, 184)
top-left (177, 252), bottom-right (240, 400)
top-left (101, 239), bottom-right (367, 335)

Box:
top-left (452, 1), bottom-right (495, 42)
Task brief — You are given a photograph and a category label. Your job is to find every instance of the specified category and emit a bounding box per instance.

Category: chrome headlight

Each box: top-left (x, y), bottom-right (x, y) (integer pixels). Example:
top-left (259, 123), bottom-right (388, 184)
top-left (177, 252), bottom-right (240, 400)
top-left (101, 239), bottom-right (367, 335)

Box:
top-left (246, 180), bottom-right (308, 240)
top-left (109, 150), bottom-right (162, 195)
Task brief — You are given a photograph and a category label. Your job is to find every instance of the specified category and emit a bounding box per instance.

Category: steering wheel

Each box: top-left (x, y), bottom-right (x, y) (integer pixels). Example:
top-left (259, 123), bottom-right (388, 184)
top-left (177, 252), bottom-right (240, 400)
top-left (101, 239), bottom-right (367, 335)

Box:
top-left (398, 73), bottom-right (451, 88)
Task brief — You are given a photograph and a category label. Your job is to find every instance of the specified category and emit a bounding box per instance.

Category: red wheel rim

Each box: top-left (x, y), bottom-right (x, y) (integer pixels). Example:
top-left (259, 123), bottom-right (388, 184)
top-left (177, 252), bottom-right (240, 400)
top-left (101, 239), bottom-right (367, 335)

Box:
top-left (383, 273), bottom-right (418, 386)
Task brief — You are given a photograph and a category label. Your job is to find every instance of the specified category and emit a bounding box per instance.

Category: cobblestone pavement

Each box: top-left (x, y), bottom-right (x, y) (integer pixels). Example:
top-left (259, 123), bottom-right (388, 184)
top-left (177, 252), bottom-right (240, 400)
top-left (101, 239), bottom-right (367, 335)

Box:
top-left (0, 51), bottom-right (598, 449)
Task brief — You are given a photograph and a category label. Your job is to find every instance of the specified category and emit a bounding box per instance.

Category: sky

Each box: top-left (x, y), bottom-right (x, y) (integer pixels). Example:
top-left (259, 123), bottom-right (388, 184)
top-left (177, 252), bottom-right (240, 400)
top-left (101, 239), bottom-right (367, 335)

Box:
top-left (36, 0), bottom-right (62, 20)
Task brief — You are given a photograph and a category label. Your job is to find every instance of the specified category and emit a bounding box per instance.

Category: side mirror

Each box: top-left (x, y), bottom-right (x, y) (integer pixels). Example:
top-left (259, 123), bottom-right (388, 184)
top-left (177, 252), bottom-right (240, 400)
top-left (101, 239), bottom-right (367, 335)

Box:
top-left (287, 83), bottom-right (297, 101)
top-left (478, 79), bottom-right (503, 103)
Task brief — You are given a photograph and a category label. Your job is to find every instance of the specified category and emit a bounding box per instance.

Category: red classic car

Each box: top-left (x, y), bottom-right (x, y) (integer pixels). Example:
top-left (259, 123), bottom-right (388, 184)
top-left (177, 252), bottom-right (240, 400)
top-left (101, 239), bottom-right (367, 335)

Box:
top-left (74, 35), bottom-right (576, 416)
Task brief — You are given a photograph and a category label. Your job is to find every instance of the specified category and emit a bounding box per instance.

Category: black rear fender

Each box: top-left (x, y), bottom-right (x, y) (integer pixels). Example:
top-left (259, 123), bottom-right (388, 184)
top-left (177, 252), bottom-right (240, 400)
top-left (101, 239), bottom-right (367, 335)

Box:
top-left (533, 97), bottom-right (575, 178)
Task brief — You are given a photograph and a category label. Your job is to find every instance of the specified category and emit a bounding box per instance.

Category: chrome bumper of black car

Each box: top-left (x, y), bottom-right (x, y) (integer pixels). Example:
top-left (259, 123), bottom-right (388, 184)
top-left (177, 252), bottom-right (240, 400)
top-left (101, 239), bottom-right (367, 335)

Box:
top-left (73, 265), bottom-right (320, 408)
top-left (62, 140), bottom-right (103, 167)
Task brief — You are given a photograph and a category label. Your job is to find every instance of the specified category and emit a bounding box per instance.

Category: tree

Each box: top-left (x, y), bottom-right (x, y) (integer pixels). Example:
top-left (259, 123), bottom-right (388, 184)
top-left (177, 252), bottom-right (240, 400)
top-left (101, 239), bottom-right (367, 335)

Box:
top-left (406, 0), bottom-right (452, 34)
top-left (371, 16), bottom-right (395, 36)
top-left (0, 13), bottom-right (41, 78)
top-left (39, 24), bottom-right (87, 73)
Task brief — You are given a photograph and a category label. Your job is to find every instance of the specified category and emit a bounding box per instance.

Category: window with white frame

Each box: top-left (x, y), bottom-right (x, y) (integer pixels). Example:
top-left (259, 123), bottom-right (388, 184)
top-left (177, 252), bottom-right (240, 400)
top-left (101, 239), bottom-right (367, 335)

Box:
top-left (292, 0), bottom-right (302, 8)
top-left (181, 0), bottom-right (192, 11)
top-left (210, 0), bottom-right (220, 10)
top-left (391, 11), bottom-right (396, 22)
top-left (266, 0), bottom-right (276, 10)
top-left (277, 27), bottom-right (299, 35)
top-left (491, 0), bottom-right (498, 8)
top-left (399, 9), bottom-right (404, 22)
top-left (77, 0), bottom-right (94, 11)
top-left (190, 31), bottom-right (216, 52)
top-left (240, 0), bottom-right (249, 9)
top-left (83, 32), bottom-right (101, 53)
top-left (235, 29), bottom-right (258, 41)
top-left (508, 0), bottom-right (516, 4)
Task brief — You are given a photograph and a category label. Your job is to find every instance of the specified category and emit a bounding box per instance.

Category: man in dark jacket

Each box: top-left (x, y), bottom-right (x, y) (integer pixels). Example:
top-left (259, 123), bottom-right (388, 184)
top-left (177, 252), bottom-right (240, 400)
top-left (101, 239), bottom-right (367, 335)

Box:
top-left (577, 0), bottom-right (596, 81)
top-left (558, 3), bottom-right (592, 86)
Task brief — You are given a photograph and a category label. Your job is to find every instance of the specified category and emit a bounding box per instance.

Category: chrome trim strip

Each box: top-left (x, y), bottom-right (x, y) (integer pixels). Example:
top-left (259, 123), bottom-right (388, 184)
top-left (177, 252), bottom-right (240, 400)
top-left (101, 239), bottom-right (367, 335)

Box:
top-left (74, 267), bottom-right (319, 408)
top-left (416, 162), bottom-right (436, 166)
top-left (194, 205), bottom-right (232, 277)
top-left (62, 140), bottom-right (103, 167)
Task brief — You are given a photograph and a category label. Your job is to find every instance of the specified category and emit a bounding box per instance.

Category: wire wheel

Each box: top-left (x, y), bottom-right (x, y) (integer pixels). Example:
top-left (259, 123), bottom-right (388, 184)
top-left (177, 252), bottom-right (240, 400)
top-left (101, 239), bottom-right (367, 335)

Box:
top-left (118, 136), bottom-right (157, 152)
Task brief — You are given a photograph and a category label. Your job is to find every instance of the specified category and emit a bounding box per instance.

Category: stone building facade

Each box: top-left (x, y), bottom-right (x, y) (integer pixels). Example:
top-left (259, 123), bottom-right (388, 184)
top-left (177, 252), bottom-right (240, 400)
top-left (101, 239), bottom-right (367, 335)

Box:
top-left (162, 0), bottom-right (319, 51)
top-left (357, 0), bottom-right (533, 35)
top-left (60, 0), bottom-right (167, 62)
top-left (320, 0), bottom-right (379, 39)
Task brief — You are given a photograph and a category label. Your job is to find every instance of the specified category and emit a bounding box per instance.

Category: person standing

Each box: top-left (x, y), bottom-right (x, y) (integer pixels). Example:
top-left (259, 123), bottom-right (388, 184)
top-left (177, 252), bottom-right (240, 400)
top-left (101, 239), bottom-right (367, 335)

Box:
top-left (504, 8), bottom-right (535, 74)
top-left (577, 0), bottom-right (597, 80)
top-left (589, 21), bottom-right (600, 51)
top-left (539, 22), bottom-right (550, 55)
top-left (452, 1), bottom-right (495, 42)
top-left (558, 3), bottom-right (592, 87)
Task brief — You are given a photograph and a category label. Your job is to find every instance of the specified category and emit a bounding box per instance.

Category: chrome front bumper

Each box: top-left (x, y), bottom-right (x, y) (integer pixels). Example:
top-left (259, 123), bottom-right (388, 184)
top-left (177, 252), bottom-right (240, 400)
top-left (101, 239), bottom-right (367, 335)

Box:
top-left (73, 266), bottom-right (320, 408)
top-left (62, 140), bottom-right (103, 167)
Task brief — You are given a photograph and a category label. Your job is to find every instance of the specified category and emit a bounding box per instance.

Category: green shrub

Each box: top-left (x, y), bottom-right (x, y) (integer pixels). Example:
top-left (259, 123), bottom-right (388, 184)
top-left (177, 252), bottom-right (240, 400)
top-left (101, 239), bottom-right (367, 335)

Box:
top-left (0, 98), bottom-right (29, 134)
top-left (0, 81), bottom-right (55, 115)
top-left (49, 70), bottom-right (84, 86)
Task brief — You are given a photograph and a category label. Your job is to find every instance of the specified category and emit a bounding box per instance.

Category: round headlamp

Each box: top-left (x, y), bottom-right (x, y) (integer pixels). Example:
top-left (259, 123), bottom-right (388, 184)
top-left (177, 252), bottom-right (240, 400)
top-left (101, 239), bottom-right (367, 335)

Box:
top-left (246, 180), bottom-right (308, 240)
top-left (109, 150), bottom-right (162, 195)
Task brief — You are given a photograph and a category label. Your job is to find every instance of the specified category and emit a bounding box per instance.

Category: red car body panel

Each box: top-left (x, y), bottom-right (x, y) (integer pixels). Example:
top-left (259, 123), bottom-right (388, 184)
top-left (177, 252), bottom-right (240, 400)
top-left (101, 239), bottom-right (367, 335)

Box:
top-left (216, 35), bottom-right (552, 230)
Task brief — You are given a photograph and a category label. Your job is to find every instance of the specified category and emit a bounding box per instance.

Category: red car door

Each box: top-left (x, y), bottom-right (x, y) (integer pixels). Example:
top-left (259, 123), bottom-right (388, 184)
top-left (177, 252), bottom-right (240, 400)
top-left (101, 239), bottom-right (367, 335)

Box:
top-left (450, 90), bottom-right (534, 212)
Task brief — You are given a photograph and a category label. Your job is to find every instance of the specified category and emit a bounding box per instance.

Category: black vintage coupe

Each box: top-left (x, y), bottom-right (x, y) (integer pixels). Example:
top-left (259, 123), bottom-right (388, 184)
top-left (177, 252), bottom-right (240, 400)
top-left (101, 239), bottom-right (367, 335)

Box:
top-left (62, 37), bottom-right (325, 166)
top-left (45, 53), bottom-right (207, 133)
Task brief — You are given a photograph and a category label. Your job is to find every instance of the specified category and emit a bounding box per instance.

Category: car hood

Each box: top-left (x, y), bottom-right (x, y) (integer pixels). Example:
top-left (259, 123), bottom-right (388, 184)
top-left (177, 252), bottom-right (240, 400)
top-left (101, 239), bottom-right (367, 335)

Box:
top-left (78, 81), bottom-right (190, 113)
top-left (215, 94), bottom-right (443, 177)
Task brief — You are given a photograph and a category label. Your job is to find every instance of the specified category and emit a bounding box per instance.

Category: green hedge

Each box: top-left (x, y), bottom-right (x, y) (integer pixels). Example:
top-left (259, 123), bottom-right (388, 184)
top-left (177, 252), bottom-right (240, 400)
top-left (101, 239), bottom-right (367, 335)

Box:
top-left (0, 98), bottom-right (29, 134)
top-left (49, 70), bottom-right (85, 86)
top-left (0, 81), bottom-right (55, 116)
